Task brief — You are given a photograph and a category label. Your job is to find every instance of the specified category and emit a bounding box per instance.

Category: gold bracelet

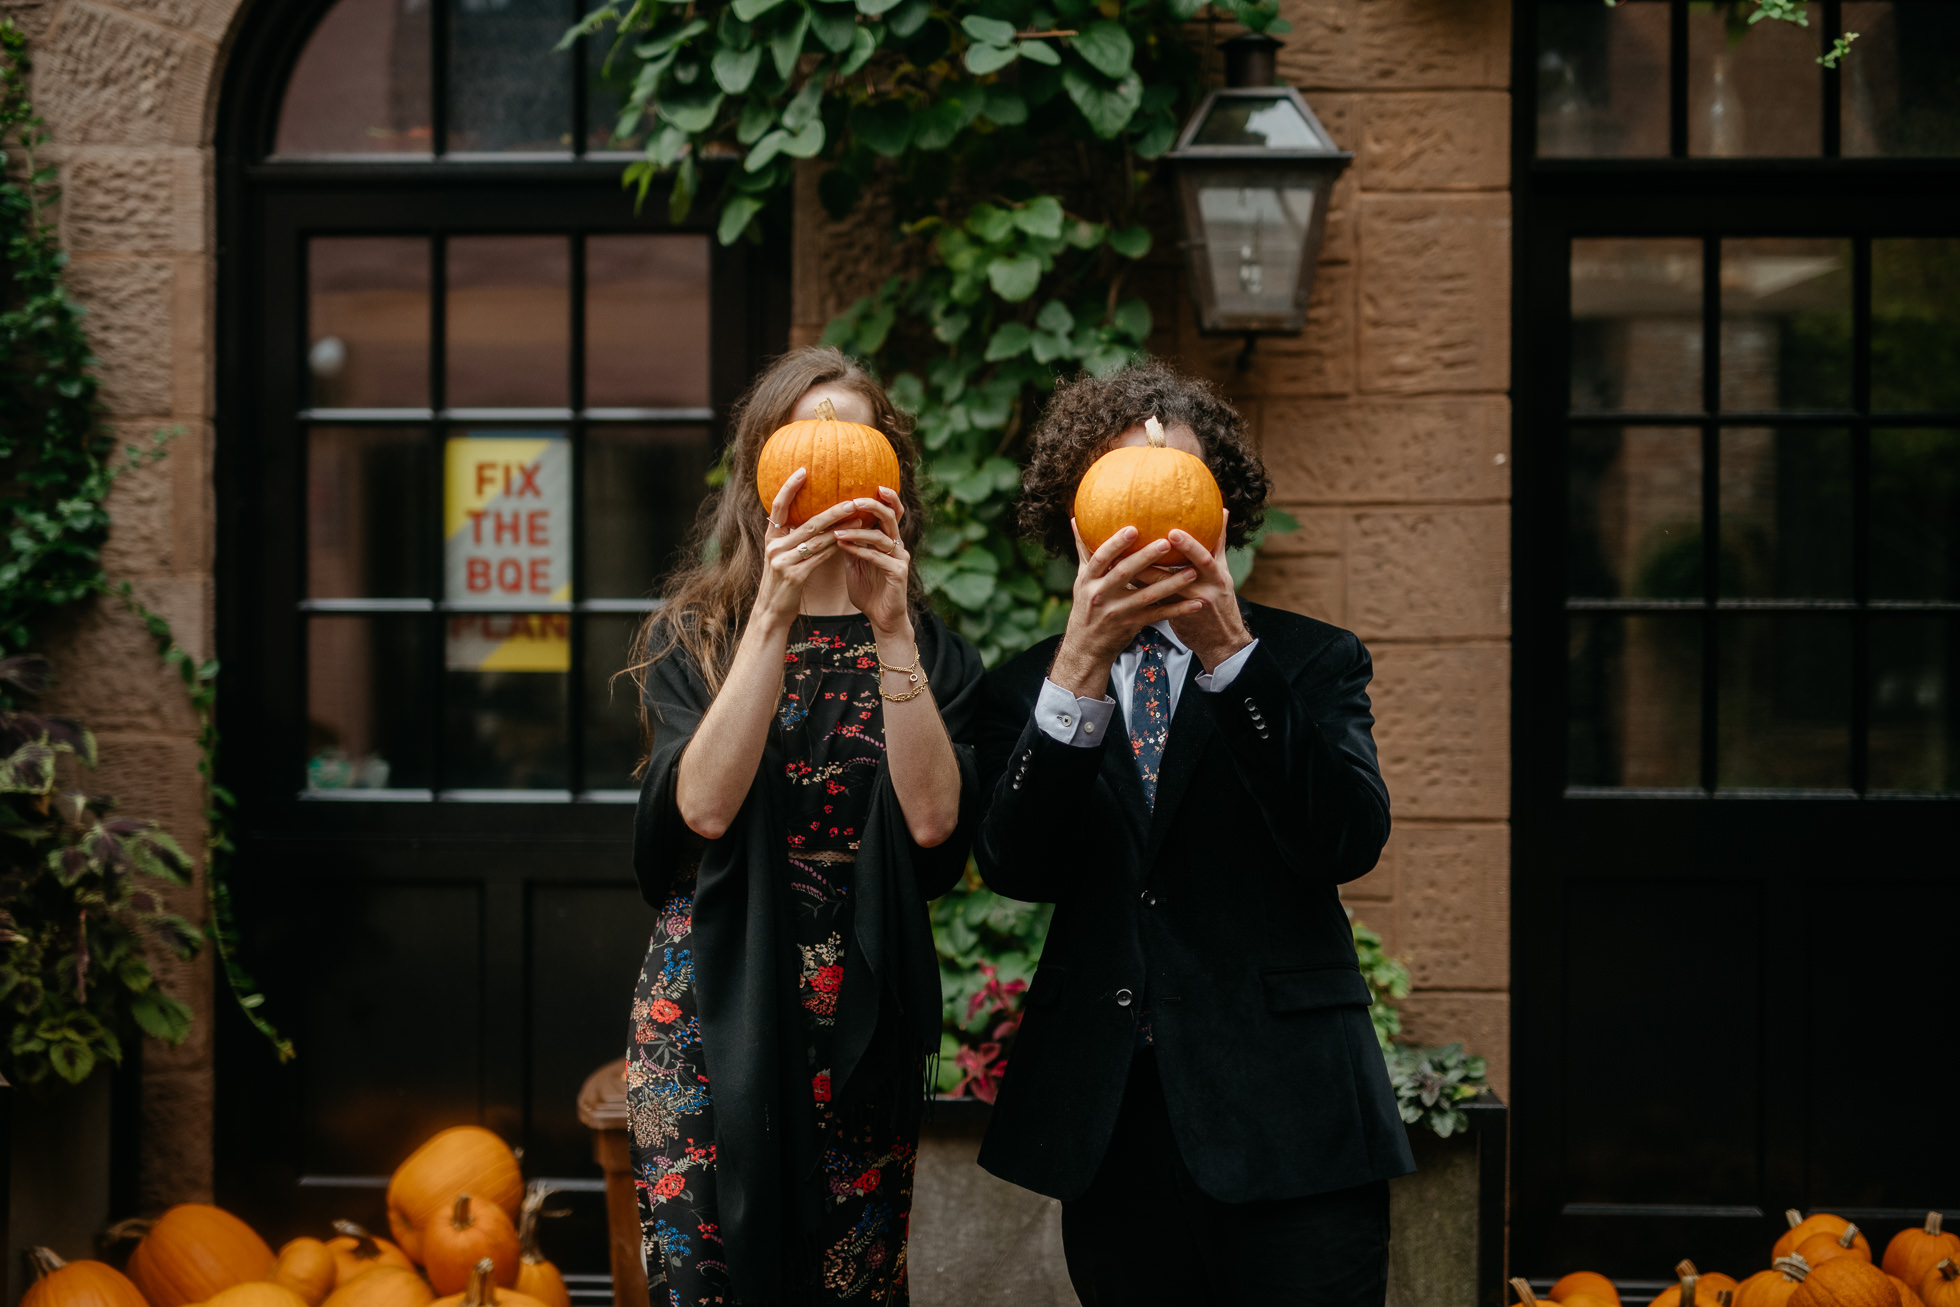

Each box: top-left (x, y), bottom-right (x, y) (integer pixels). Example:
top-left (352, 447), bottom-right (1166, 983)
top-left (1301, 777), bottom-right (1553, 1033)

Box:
top-left (877, 655), bottom-right (930, 703)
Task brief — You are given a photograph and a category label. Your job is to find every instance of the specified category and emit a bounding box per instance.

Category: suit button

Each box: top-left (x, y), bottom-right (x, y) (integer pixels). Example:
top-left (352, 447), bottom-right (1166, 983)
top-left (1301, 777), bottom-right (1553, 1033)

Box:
top-left (1115, 989), bottom-right (1134, 1007)
top-left (1140, 890), bottom-right (1157, 907)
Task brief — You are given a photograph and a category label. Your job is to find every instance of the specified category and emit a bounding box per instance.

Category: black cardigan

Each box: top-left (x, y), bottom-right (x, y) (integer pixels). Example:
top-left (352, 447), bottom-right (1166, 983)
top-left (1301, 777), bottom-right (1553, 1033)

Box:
top-left (632, 608), bottom-right (984, 1301)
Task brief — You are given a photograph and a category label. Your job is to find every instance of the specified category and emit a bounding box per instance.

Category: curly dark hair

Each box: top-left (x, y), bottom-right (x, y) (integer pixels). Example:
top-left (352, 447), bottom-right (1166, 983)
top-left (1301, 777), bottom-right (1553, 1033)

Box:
top-left (1016, 361), bottom-right (1272, 559)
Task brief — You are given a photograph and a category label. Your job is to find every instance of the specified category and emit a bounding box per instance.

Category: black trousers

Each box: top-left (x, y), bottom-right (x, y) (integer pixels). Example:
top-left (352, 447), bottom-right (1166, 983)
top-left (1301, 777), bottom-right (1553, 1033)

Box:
top-left (1060, 1051), bottom-right (1391, 1306)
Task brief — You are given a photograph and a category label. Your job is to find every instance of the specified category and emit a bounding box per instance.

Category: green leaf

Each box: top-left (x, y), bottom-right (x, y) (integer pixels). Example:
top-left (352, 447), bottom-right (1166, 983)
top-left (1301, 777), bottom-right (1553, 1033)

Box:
top-left (712, 44), bottom-right (763, 93)
top-left (854, 302), bottom-right (895, 353)
top-left (738, 95), bottom-right (777, 144)
top-left (1069, 19), bottom-right (1133, 80)
top-left (1167, 0), bottom-right (1204, 18)
top-left (131, 990), bottom-right (196, 1043)
top-left (960, 13), bottom-right (1017, 44)
top-left (1030, 329), bottom-right (1071, 363)
top-left (718, 194), bottom-right (766, 245)
top-left (1061, 65), bottom-right (1142, 138)
top-left (987, 252), bottom-right (1042, 302)
top-left (942, 571), bottom-right (998, 608)
top-left (634, 16), bottom-right (709, 56)
top-left (746, 127), bottom-right (792, 170)
top-left (47, 1038), bottom-right (95, 1085)
top-left (966, 202), bottom-right (1016, 244)
top-left (1013, 194), bottom-right (1064, 239)
top-left (965, 41), bottom-right (1019, 74)
top-left (1035, 299), bottom-right (1074, 336)
top-left (841, 23), bottom-right (879, 74)
top-left (718, 9), bottom-right (755, 46)
top-left (851, 100), bottom-right (913, 156)
top-left (657, 88), bottom-right (725, 132)
top-left (1107, 223), bottom-right (1151, 259)
top-left (809, 3), bottom-right (857, 51)
top-left (912, 97), bottom-right (968, 151)
top-left (1081, 341), bottom-right (1132, 375)
top-left (857, 0), bottom-right (902, 14)
top-left (985, 322), bottom-right (1034, 360)
top-left (1017, 36), bottom-right (1061, 65)
top-left (890, 372), bottom-right (925, 412)
top-left (782, 75), bottom-right (825, 128)
top-left (732, 0), bottom-right (787, 20)
top-left (769, 3), bottom-right (812, 79)
top-left (980, 87), bottom-right (1028, 125)
top-left (1065, 218), bottom-right (1105, 249)
top-left (1132, 114), bottom-right (1176, 159)
top-left (886, 0), bottom-right (929, 34)
top-left (1111, 295), bottom-right (1151, 341)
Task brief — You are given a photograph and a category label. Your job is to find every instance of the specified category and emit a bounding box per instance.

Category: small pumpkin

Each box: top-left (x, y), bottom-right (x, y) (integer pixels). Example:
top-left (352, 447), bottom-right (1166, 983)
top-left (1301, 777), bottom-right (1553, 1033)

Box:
top-left (1737, 1257), bottom-right (1814, 1307)
top-left (1552, 1273), bottom-right (1623, 1307)
top-left (271, 1239), bottom-right (338, 1306)
top-left (513, 1184), bottom-right (570, 1307)
top-left (1894, 1277), bottom-right (1927, 1307)
top-left (1801, 1226), bottom-right (1874, 1268)
top-left (429, 1261), bottom-right (548, 1307)
top-left (754, 396), bottom-right (899, 530)
top-left (327, 1224), bottom-right (416, 1288)
top-left (1920, 1261), bottom-right (1960, 1307)
top-left (1782, 1212), bottom-right (1865, 1262)
top-left (319, 1267), bottom-right (434, 1307)
top-left (199, 1284), bottom-right (312, 1307)
top-left (386, 1127), bottom-right (523, 1263)
top-left (422, 1196), bottom-right (519, 1297)
top-left (1790, 1257), bottom-right (1901, 1307)
top-left (1654, 1262), bottom-right (1731, 1307)
top-left (1072, 415), bottom-right (1226, 571)
top-left (127, 1204), bottom-right (277, 1307)
top-left (1887, 1216), bottom-right (1960, 1290)
top-left (21, 1248), bottom-right (151, 1307)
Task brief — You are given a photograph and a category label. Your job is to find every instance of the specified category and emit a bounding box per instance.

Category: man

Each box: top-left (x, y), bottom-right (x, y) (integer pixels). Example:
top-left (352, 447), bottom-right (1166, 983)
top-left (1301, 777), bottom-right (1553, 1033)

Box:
top-left (975, 363), bottom-right (1413, 1305)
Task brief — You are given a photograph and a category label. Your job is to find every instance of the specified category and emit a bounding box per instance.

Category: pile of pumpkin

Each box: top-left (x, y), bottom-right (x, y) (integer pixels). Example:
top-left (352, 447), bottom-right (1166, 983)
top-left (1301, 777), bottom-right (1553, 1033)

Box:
top-left (22, 1128), bottom-right (568, 1307)
top-left (1516, 1210), bottom-right (1960, 1307)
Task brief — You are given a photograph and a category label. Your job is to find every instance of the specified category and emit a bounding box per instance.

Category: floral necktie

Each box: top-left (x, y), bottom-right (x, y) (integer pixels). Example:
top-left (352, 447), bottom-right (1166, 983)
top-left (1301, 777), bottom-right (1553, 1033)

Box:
top-left (1127, 626), bottom-right (1173, 810)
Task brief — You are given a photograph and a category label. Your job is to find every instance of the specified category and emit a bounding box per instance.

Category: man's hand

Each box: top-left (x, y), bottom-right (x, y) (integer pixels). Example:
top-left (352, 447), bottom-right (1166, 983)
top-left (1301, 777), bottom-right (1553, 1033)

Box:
top-left (1166, 511), bottom-right (1252, 671)
top-left (1048, 519), bottom-right (1202, 699)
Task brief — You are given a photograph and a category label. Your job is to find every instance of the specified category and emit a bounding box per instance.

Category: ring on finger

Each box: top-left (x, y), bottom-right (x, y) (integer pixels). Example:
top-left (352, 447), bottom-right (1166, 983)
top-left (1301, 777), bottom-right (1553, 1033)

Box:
top-left (797, 543), bottom-right (810, 559)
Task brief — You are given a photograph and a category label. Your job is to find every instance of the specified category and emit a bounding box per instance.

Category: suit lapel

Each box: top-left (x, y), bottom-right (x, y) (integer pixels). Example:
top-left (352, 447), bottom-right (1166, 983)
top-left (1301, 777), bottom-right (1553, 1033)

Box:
top-left (1142, 654), bottom-right (1213, 868)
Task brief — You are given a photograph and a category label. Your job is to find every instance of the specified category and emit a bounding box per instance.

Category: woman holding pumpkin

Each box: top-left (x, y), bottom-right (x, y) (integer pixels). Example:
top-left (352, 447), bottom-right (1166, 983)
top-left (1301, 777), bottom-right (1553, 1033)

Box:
top-left (623, 346), bottom-right (983, 1305)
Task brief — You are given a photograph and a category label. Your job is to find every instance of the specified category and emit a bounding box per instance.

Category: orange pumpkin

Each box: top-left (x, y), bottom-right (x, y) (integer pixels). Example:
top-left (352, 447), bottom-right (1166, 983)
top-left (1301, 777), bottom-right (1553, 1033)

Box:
top-left (1790, 1257), bottom-right (1901, 1307)
top-left (754, 397), bottom-right (899, 530)
top-left (513, 1185), bottom-right (570, 1307)
top-left (22, 1248), bottom-right (151, 1307)
top-left (1654, 1262), bottom-right (1731, 1307)
top-left (272, 1239), bottom-right (337, 1306)
top-left (326, 1224), bottom-right (415, 1288)
top-left (387, 1128), bottom-right (523, 1263)
top-left (1552, 1273), bottom-right (1623, 1307)
top-left (1072, 415), bottom-right (1226, 571)
top-left (1920, 1261), bottom-right (1960, 1307)
top-left (199, 1284), bottom-right (311, 1307)
top-left (1737, 1257), bottom-right (1814, 1307)
top-left (127, 1204), bottom-right (277, 1307)
top-left (319, 1267), bottom-right (434, 1307)
top-left (1887, 1217), bottom-right (1960, 1290)
top-left (429, 1262), bottom-right (547, 1307)
top-left (1894, 1277), bottom-right (1927, 1307)
top-left (1782, 1213), bottom-right (1866, 1262)
top-left (1802, 1227), bottom-right (1874, 1268)
top-left (422, 1197), bottom-right (519, 1297)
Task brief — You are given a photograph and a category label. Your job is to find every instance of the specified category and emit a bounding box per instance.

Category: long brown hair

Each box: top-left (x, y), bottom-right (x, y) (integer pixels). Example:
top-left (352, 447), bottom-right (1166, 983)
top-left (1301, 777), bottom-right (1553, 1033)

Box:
top-left (625, 346), bottom-right (925, 740)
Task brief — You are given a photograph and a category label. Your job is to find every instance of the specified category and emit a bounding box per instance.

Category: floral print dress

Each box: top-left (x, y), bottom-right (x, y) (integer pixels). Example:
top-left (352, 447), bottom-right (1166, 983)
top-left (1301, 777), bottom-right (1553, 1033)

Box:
top-left (627, 614), bottom-right (918, 1306)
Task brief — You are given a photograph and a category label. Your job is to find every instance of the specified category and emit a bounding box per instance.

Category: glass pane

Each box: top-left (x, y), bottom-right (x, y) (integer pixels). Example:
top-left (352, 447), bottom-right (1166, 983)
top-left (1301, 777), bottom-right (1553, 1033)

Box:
top-left (1872, 238), bottom-right (1960, 413)
top-left (1191, 178), bottom-right (1321, 328)
top-left (445, 430), bottom-right (571, 603)
top-left (446, 237), bottom-right (570, 408)
top-left (583, 615), bottom-right (643, 791)
top-left (448, 0), bottom-right (572, 153)
top-left (1535, 0), bottom-right (1669, 158)
top-left (1719, 428), bottom-right (1853, 599)
top-left (1687, 7), bottom-right (1821, 158)
top-left (1872, 429), bottom-right (1960, 601)
top-left (1843, 4), bottom-right (1960, 158)
top-left (1192, 94), bottom-right (1323, 148)
top-left (585, 237), bottom-right (712, 408)
top-left (585, 426), bottom-right (715, 598)
top-left (1570, 238), bottom-right (1705, 413)
top-left (309, 238), bottom-right (430, 409)
top-left (1568, 427), bottom-right (1702, 599)
top-left (1870, 616), bottom-right (1959, 794)
top-left (275, 0), bottom-right (432, 156)
top-left (1719, 238), bottom-right (1852, 412)
top-left (586, 34), bottom-right (645, 152)
top-left (1718, 615), bottom-right (1852, 789)
top-left (307, 616), bottom-right (430, 790)
top-left (1567, 614), bottom-right (1702, 788)
top-left (443, 639), bottom-right (569, 790)
top-left (308, 427), bottom-right (432, 599)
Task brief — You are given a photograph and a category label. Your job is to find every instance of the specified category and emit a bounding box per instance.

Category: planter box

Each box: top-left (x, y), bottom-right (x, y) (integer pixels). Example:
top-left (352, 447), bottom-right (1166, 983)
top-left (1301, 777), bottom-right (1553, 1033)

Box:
top-left (5, 1072), bottom-right (114, 1306)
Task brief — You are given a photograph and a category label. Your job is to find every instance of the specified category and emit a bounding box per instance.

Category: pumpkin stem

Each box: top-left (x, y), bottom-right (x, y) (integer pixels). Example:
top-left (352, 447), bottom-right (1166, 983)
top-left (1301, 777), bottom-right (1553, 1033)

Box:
top-left (1678, 1261), bottom-right (1700, 1279)
top-left (101, 1219), bottom-right (152, 1249)
top-left (1787, 1209), bottom-right (1806, 1230)
top-left (27, 1248), bottom-right (67, 1279)
top-left (1929, 1213), bottom-right (1945, 1237)
top-left (1717, 1291), bottom-right (1732, 1307)
top-left (1938, 1260), bottom-right (1959, 1284)
top-left (460, 1259), bottom-right (499, 1307)
top-left (332, 1222), bottom-right (382, 1259)
top-left (816, 397), bottom-right (837, 422)
top-left (1840, 1223), bottom-right (1860, 1249)
top-left (453, 1193), bottom-right (474, 1229)
top-left (1509, 1276), bottom-right (1539, 1305)
top-left (1144, 415), bottom-right (1167, 448)
top-left (1775, 1256), bottom-right (1811, 1283)
top-left (519, 1181), bottom-right (568, 1264)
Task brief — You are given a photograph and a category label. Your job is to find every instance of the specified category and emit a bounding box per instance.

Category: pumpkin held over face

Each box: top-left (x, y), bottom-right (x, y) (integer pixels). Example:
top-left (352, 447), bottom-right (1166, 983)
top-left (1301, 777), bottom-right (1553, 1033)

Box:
top-left (1073, 416), bottom-right (1225, 570)
top-left (754, 397), bottom-right (898, 530)
top-left (22, 1248), bottom-right (150, 1307)
top-left (386, 1127), bottom-right (523, 1263)
top-left (127, 1205), bottom-right (277, 1307)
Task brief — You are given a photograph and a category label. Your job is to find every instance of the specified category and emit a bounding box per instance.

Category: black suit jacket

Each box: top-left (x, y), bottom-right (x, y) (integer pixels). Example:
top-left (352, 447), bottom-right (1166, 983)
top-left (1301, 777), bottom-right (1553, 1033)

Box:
top-left (973, 600), bottom-right (1415, 1203)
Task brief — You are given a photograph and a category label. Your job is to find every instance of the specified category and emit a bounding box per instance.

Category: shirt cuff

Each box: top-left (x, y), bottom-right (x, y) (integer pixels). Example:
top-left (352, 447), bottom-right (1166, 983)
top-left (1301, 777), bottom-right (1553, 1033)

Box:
top-left (1035, 678), bottom-right (1117, 747)
top-left (1194, 638), bottom-right (1260, 694)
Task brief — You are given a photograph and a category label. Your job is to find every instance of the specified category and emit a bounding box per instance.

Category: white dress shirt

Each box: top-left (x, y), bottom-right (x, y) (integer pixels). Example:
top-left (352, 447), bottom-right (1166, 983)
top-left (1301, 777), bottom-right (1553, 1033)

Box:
top-left (1034, 621), bottom-right (1259, 747)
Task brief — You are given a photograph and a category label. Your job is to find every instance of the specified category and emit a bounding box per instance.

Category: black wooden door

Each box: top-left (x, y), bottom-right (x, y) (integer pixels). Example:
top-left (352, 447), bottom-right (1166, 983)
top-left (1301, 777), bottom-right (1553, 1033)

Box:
top-left (1514, 0), bottom-right (1960, 1282)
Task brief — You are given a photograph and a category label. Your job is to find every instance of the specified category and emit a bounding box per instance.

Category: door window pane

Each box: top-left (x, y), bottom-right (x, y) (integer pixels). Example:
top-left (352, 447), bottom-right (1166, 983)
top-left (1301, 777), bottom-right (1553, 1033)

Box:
top-left (308, 427), bottom-right (432, 599)
top-left (308, 616), bottom-right (430, 790)
top-left (1571, 239), bottom-right (1704, 414)
top-left (583, 615), bottom-right (643, 792)
top-left (445, 430), bottom-right (572, 604)
top-left (276, 0), bottom-right (432, 156)
top-left (1842, 4), bottom-right (1960, 158)
top-left (1871, 429), bottom-right (1960, 602)
top-left (587, 35), bottom-right (644, 153)
top-left (1718, 615), bottom-right (1852, 789)
top-left (1870, 616), bottom-right (1959, 794)
top-left (1872, 239), bottom-right (1960, 414)
top-left (309, 238), bottom-right (430, 409)
top-left (1719, 428), bottom-right (1853, 599)
top-left (448, 0), bottom-right (572, 153)
top-left (1568, 427), bottom-right (1702, 599)
top-left (1536, 0), bottom-right (1669, 158)
top-left (1568, 614), bottom-right (1702, 789)
top-left (446, 237), bottom-right (570, 408)
top-left (444, 636), bottom-right (570, 790)
top-left (1720, 239), bottom-right (1852, 412)
top-left (585, 237), bottom-right (713, 408)
top-left (1687, 7), bottom-right (1821, 158)
top-left (584, 426), bottom-right (714, 598)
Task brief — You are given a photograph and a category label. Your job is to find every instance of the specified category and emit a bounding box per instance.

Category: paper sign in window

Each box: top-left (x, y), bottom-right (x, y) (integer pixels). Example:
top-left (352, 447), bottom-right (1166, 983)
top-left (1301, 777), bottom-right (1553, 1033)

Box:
top-left (444, 431), bottom-right (571, 671)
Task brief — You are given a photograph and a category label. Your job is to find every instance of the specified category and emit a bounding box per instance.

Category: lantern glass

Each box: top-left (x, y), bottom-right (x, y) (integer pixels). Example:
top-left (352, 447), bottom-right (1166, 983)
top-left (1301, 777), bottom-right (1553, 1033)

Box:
top-left (1175, 165), bottom-right (1336, 332)
top-left (1191, 92), bottom-right (1321, 149)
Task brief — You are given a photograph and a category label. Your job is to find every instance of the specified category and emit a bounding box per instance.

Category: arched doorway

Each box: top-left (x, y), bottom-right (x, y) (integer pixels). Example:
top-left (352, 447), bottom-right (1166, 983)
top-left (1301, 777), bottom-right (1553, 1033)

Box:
top-left (211, 0), bottom-right (788, 1257)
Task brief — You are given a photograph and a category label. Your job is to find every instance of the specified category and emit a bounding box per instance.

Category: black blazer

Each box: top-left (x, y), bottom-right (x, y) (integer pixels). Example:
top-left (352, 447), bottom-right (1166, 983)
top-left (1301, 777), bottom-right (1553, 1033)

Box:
top-left (973, 600), bottom-right (1415, 1203)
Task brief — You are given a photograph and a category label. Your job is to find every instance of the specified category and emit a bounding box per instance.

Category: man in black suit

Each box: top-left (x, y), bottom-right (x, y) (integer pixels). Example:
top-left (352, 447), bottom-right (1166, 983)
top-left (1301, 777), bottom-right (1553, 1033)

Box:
top-left (974, 363), bottom-right (1413, 1304)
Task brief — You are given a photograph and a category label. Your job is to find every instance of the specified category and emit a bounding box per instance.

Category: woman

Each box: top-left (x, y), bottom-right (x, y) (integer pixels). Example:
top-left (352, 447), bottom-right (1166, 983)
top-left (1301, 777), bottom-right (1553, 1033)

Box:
top-left (623, 346), bottom-right (983, 1306)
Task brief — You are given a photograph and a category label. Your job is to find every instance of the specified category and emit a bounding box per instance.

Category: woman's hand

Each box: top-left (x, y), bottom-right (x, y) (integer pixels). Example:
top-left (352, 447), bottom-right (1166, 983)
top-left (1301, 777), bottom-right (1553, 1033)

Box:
top-left (753, 469), bottom-right (868, 629)
top-left (1046, 519), bottom-right (1201, 699)
top-left (835, 486), bottom-right (911, 638)
top-left (1166, 511), bottom-right (1253, 671)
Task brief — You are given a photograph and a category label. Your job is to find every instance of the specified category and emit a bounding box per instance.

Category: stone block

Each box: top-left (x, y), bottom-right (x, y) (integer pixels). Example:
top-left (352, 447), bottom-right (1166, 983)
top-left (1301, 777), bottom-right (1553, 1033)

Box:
top-left (139, 1062), bottom-right (216, 1208)
top-left (910, 1119), bottom-right (1072, 1305)
top-left (1368, 641), bottom-right (1508, 820)
top-left (87, 732), bottom-right (206, 840)
top-left (62, 148), bottom-right (207, 254)
top-left (0, 0), bottom-right (54, 41)
top-left (173, 255), bottom-right (213, 415)
top-left (65, 255), bottom-right (175, 416)
top-left (1357, 194), bottom-right (1510, 396)
top-left (1396, 990), bottom-right (1509, 1100)
top-left (1399, 821), bottom-right (1508, 990)
top-left (1321, 165), bottom-right (1358, 265)
top-left (102, 437), bottom-right (177, 575)
top-left (1278, 0), bottom-right (1510, 92)
top-left (1262, 396), bottom-right (1511, 504)
top-left (36, 2), bottom-right (215, 147)
top-left (1358, 92), bottom-right (1511, 191)
top-left (1241, 553), bottom-right (1344, 626)
top-left (112, 0), bottom-right (210, 43)
top-left (1181, 261), bottom-right (1354, 397)
top-left (1346, 505), bottom-right (1509, 640)
top-left (1255, 505), bottom-right (1345, 556)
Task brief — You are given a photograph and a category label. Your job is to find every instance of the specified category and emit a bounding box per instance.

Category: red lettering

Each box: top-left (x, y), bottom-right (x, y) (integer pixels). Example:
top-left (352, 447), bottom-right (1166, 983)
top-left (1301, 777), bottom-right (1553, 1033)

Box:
top-left (475, 463), bottom-right (498, 496)
top-left (466, 509), bottom-right (486, 544)
top-left (466, 558), bottom-right (491, 592)
top-left (513, 462), bottom-right (543, 497)
top-left (493, 511), bottom-right (522, 545)
top-left (497, 559), bottom-right (524, 592)
top-left (529, 558), bottom-right (551, 593)
top-left (526, 511), bottom-right (549, 545)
